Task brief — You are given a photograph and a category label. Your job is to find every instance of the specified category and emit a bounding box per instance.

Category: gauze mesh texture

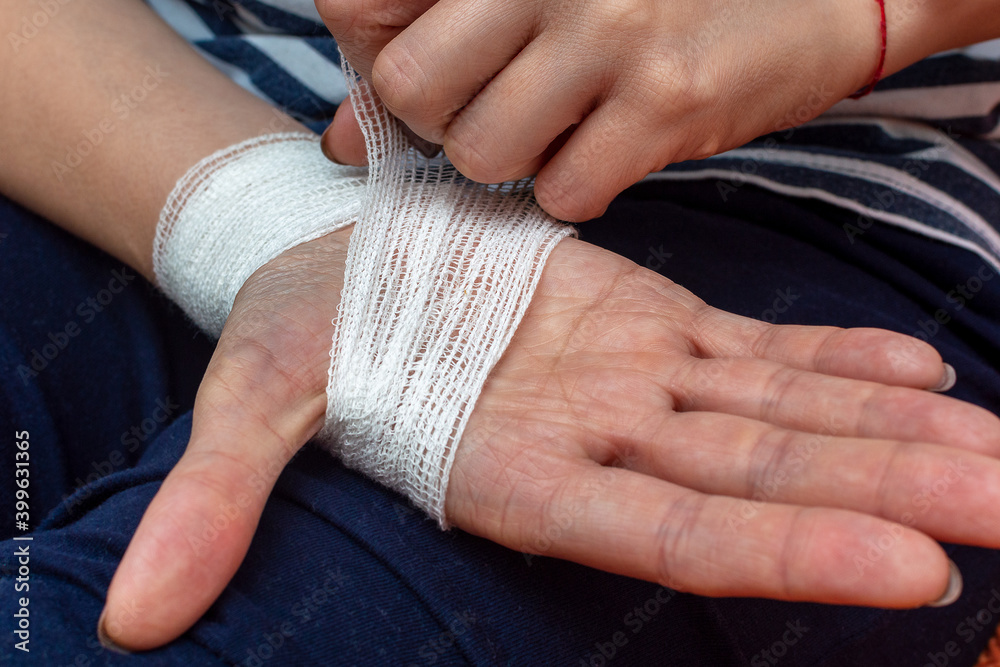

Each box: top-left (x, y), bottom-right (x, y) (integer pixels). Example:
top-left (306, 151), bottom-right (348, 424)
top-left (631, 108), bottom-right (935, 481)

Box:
top-left (153, 79), bottom-right (573, 528)
top-left (319, 64), bottom-right (575, 527)
top-left (154, 132), bottom-right (366, 337)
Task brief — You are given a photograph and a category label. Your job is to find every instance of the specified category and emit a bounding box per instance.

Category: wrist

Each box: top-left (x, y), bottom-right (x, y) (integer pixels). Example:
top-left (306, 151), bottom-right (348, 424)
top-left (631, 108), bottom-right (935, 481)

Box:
top-left (154, 133), bottom-right (366, 337)
top-left (882, 0), bottom-right (1000, 78)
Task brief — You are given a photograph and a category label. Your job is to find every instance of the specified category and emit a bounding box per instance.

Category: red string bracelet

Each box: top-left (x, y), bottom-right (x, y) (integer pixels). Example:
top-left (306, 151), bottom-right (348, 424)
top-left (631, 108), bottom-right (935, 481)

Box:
top-left (849, 0), bottom-right (887, 99)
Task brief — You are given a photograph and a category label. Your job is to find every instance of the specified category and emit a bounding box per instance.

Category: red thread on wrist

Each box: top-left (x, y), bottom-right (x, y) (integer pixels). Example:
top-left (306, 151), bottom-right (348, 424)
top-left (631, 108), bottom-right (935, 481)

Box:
top-left (849, 0), bottom-right (887, 99)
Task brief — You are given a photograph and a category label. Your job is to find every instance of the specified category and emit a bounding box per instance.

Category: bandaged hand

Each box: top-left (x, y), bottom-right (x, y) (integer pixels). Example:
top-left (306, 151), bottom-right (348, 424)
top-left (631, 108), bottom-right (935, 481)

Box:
top-left (101, 162), bottom-right (1000, 650)
top-left (317, 0), bottom-right (996, 220)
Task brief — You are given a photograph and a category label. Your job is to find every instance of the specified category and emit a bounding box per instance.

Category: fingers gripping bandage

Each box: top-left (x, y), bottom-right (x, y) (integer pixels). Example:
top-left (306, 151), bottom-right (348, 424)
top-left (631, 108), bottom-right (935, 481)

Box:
top-left (154, 67), bottom-right (573, 527)
top-left (320, 67), bottom-right (574, 526)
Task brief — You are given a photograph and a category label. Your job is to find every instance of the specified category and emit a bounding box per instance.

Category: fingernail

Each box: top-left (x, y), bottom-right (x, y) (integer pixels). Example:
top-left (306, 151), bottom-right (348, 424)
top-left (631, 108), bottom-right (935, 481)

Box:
top-left (929, 363), bottom-right (957, 393)
top-left (320, 132), bottom-right (342, 165)
top-left (398, 122), bottom-right (442, 158)
top-left (926, 559), bottom-right (963, 607)
top-left (97, 610), bottom-right (130, 655)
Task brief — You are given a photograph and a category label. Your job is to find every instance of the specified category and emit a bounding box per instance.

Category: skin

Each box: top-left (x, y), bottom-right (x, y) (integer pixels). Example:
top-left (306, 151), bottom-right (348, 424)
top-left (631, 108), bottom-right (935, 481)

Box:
top-left (2, 0), bottom-right (1000, 654)
top-left (318, 0), bottom-right (1000, 221)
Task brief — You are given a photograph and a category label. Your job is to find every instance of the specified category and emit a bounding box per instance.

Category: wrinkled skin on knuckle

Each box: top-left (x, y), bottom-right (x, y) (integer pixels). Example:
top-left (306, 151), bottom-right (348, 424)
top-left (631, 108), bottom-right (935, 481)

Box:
top-left (636, 51), bottom-right (727, 157)
top-left (622, 11), bottom-right (766, 167)
top-left (371, 41), bottom-right (431, 121)
top-left (743, 427), bottom-right (800, 499)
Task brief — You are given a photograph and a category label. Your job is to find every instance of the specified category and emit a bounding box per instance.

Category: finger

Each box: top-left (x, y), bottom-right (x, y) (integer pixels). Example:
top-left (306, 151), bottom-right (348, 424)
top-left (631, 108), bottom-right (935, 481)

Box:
top-left (689, 310), bottom-right (948, 390)
top-left (612, 410), bottom-right (1000, 547)
top-left (668, 357), bottom-right (1000, 455)
top-left (509, 463), bottom-right (953, 607)
top-left (323, 97), bottom-right (369, 166)
top-left (99, 347), bottom-right (326, 651)
top-left (443, 33), bottom-right (598, 183)
top-left (372, 0), bottom-right (531, 144)
top-left (314, 0), bottom-right (437, 79)
top-left (533, 98), bottom-right (671, 221)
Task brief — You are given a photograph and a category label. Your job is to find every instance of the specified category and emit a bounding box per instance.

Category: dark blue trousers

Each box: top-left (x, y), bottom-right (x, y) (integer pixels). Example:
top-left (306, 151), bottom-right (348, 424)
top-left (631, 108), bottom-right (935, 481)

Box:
top-left (2, 179), bottom-right (1000, 666)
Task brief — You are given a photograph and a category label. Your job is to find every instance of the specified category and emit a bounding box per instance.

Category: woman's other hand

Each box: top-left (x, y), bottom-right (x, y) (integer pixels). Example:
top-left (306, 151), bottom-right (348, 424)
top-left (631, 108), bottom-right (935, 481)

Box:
top-left (318, 0), bottom-right (1000, 220)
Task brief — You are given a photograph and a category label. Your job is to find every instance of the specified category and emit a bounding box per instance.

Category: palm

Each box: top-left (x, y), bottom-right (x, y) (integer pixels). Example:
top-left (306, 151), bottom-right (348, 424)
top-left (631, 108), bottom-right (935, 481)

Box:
top-left (449, 238), bottom-right (1000, 605)
top-left (101, 233), bottom-right (1000, 650)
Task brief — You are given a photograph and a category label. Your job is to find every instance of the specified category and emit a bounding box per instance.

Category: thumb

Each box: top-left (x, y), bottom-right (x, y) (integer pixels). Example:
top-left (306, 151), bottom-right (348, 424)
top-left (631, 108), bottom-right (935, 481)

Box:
top-left (98, 346), bottom-right (326, 651)
top-left (322, 97), bottom-right (369, 167)
top-left (323, 92), bottom-right (444, 166)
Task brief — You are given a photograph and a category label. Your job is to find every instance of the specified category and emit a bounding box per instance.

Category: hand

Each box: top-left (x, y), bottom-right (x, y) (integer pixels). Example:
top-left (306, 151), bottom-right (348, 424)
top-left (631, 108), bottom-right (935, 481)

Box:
top-left (100, 229), bottom-right (352, 650)
top-left (100, 232), bottom-right (1000, 650)
top-left (448, 239), bottom-right (1000, 604)
top-left (317, 0), bottom-right (913, 220)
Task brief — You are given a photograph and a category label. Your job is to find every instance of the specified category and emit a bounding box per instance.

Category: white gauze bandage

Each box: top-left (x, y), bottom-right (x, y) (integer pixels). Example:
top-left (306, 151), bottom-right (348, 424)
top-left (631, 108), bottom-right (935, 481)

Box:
top-left (154, 73), bottom-right (573, 528)
top-left (319, 65), bottom-right (574, 527)
top-left (154, 132), bottom-right (366, 337)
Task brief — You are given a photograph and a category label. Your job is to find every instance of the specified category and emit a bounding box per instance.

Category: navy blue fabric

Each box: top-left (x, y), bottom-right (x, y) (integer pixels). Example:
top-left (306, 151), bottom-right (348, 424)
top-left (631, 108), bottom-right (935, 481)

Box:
top-left (874, 55), bottom-right (1000, 90)
top-left (0, 205), bottom-right (213, 541)
top-left (195, 37), bottom-right (340, 126)
top-left (658, 124), bottom-right (1000, 267)
top-left (1, 179), bottom-right (1000, 665)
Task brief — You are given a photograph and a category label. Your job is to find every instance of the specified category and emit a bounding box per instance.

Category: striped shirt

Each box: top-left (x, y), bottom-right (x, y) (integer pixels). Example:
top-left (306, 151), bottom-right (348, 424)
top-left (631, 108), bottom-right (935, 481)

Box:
top-left (146, 0), bottom-right (1000, 272)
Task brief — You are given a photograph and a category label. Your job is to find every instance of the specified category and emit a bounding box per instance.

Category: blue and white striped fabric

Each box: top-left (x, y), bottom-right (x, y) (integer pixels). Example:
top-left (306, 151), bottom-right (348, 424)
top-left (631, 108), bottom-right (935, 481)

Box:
top-left (146, 0), bottom-right (346, 129)
top-left (146, 0), bottom-right (1000, 272)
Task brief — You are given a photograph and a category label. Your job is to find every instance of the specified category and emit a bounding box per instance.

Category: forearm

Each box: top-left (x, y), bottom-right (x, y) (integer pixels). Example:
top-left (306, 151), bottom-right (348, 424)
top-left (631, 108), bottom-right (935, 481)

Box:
top-left (0, 0), bottom-right (308, 281)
